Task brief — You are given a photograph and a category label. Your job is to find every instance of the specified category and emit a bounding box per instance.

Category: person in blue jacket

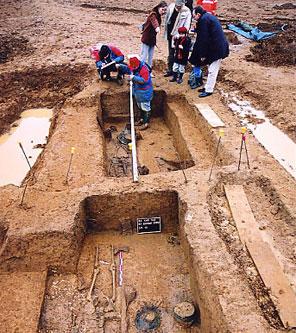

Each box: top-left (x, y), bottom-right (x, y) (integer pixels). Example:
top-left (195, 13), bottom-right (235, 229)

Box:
top-left (119, 56), bottom-right (153, 130)
top-left (189, 6), bottom-right (229, 97)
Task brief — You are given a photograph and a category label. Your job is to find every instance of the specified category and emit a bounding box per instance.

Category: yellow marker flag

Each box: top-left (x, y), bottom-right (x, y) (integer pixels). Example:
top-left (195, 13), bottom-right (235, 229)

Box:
top-left (71, 147), bottom-right (75, 154)
top-left (219, 129), bottom-right (224, 137)
top-left (241, 127), bottom-right (247, 134)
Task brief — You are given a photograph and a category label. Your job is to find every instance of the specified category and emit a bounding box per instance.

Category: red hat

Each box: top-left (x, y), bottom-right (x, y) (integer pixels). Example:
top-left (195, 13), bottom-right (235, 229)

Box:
top-left (129, 57), bottom-right (140, 69)
top-left (178, 26), bottom-right (187, 34)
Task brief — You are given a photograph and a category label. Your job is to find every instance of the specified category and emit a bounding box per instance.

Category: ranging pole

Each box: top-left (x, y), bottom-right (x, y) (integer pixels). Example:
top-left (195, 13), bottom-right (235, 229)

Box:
top-left (129, 81), bottom-right (139, 182)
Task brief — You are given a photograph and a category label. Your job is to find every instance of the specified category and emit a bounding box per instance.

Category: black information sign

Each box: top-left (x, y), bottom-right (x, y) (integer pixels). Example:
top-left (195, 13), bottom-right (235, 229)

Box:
top-left (137, 216), bottom-right (162, 234)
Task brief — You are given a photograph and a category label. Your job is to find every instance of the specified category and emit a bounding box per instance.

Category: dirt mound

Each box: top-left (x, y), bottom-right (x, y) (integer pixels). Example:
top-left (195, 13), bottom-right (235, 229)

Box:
top-left (273, 2), bottom-right (296, 9)
top-left (0, 34), bottom-right (32, 64)
top-left (246, 24), bottom-right (296, 66)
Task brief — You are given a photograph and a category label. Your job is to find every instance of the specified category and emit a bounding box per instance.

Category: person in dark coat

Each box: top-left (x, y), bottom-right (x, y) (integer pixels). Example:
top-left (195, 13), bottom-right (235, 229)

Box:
top-left (170, 26), bottom-right (191, 84)
top-left (189, 6), bottom-right (229, 97)
top-left (140, 1), bottom-right (168, 69)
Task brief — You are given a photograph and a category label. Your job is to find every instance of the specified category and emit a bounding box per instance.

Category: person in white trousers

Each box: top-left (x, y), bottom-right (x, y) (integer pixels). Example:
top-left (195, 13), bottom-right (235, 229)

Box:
top-left (189, 6), bottom-right (229, 97)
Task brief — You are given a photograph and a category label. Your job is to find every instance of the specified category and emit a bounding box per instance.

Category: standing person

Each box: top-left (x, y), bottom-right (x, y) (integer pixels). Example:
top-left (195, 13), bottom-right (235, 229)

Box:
top-left (189, 6), bottom-right (229, 97)
top-left (170, 27), bottom-right (191, 84)
top-left (119, 56), bottom-right (153, 130)
top-left (140, 1), bottom-right (168, 70)
top-left (164, 0), bottom-right (191, 77)
top-left (196, 0), bottom-right (217, 15)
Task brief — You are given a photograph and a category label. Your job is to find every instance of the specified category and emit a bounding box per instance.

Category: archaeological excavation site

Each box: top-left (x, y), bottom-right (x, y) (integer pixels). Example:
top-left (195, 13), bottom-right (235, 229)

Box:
top-left (0, 0), bottom-right (295, 332)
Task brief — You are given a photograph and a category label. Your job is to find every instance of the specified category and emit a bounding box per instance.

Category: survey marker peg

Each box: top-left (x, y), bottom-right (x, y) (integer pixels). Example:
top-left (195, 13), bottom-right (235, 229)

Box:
top-left (18, 141), bottom-right (32, 169)
top-left (208, 128), bottom-right (224, 181)
top-left (65, 146), bottom-right (75, 184)
top-left (238, 127), bottom-right (250, 170)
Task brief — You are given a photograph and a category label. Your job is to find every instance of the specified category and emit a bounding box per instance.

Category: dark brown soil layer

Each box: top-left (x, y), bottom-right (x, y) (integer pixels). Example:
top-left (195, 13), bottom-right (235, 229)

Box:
top-left (0, 64), bottom-right (92, 135)
top-left (246, 23), bottom-right (296, 66)
top-left (0, 34), bottom-right (33, 64)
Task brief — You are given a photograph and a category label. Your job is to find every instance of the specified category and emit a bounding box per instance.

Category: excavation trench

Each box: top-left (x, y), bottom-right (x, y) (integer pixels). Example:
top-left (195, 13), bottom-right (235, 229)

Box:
top-left (99, 90), bottom-right (229, 177)
top-left (39, 191), bottom-right (206, 332)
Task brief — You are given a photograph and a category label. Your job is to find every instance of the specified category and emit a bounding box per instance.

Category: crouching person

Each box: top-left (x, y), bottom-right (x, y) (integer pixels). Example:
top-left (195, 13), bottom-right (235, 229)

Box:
top-left (119, 56), bottom-right (153, 130)
top-left (91, 44), bottom-right (125, 83)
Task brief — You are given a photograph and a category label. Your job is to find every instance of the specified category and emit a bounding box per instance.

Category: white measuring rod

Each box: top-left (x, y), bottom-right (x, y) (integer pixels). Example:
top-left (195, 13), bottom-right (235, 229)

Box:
top-left (129, 81), bottom-right (139, 182)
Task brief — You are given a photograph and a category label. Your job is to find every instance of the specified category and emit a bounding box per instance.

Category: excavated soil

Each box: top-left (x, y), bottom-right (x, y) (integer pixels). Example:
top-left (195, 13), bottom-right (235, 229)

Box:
top-left (246, 23), bottom-right (296, 66)
top-left (0, 64), bottom-right (92, 135)
top-left (0, 34), bottom-right (33, 64)
top-left (1, 0), bottom-right (296, 332)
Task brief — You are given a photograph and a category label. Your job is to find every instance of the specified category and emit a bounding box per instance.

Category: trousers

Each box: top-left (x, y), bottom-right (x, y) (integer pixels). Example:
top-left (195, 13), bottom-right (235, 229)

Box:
top-left (204, 59), bottom-right (222, 93)
top-left (140, 43), bottom-right (155, 68)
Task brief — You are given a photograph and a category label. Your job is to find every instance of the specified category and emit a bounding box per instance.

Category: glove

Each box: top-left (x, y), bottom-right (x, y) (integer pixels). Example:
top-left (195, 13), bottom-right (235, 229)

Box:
top-left (178, 45), bottom-right (183, 49)
top-left (96, 61), bottom-right (103, 69)
top-left (155, 27), bottom-right (160, 33)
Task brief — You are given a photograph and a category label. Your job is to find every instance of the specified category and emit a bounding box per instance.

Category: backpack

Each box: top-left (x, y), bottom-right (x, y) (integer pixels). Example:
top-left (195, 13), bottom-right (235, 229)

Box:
top-left (188, 68), bottom-right (203, 89)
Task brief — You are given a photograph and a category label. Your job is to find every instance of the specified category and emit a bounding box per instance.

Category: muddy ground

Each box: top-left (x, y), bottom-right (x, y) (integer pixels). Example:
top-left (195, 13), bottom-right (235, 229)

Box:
top-left (0, 0), bottom-right (296, 332)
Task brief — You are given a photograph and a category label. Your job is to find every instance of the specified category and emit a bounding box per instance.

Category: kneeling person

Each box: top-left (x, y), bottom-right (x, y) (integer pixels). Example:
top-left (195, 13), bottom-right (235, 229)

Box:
top-left (95, 44), bottom-right (125, 82)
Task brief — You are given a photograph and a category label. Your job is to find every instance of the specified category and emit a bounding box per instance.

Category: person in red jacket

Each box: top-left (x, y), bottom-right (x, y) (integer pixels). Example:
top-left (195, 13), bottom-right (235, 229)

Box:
top-left (196, 0), bottom-right (217, 15)
top-left (90, 44), bottom-right (125, 82)
top-left (170, 27), bottom-right (191, 84)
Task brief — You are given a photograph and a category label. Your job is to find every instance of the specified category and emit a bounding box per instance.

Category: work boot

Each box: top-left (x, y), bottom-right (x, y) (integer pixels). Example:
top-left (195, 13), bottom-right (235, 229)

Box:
top-left (116, 74), bottom-right (123, 86)
top-left (177, 73), bottom-right (184, 84)
top-left (139, 123), bottom-right (149, 130)
top-left (102, 74), bottom-right (112, 81)
top-left (170, 72), bottom-right (178, 82)
top-left (199, 91), bottom-right (213, 98)
top-left (135, 119), bottom-right (144, 126)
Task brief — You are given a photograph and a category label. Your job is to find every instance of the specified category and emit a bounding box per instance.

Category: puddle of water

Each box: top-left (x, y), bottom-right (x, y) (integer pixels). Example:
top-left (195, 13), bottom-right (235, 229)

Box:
top-left (0, 108), bottom-right (53, 187)
top-left (222, 91), bottom-right (296, 179)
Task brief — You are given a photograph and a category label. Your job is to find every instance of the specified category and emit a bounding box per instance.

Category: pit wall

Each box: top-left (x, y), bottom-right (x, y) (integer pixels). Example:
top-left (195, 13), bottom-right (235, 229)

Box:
top-left (84, 190), bottom-right (178, 233)
top-left (164, 99), bottom-right (195, 162)
top-left (0, 201), bottom-right (86, 274)
top-left (99, 90), bottom-right (166, 122)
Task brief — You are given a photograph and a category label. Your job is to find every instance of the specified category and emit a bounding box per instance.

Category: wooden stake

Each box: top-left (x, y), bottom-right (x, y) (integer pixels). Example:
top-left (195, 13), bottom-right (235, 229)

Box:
top-left (209, 129), bottom-right (224, 181)
top-left (18, 142), bottom-right (32, 169)
top-left (238, 127), bottom-right (250, 170)
top-left (65, 147), bottom-right (75, 184)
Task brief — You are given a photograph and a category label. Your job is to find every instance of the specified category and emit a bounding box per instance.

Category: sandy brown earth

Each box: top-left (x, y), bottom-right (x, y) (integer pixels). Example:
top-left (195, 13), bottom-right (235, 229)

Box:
top-left (0, 0), bottom-right (296, 332)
